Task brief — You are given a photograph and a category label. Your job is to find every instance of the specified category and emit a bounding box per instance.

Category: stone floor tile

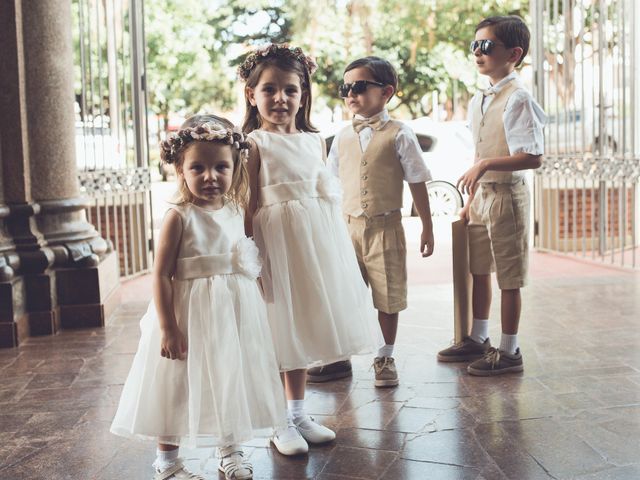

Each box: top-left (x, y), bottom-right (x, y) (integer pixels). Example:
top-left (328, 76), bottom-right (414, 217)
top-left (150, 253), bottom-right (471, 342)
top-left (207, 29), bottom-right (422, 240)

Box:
top-left (572, 465), bottom-right (640, 480)
top-left (401, 429), bottom-right (491, 466)
top-left (1, 220), bottom-right (639, 479)
top-left (334, 427), bottom-right (406, 452)
top-left (321, 445), bottom-right (398, 478)
top-left (380, 458), bottom-right (480, 480)
top-left (499, 418), bottom-right (608, 478)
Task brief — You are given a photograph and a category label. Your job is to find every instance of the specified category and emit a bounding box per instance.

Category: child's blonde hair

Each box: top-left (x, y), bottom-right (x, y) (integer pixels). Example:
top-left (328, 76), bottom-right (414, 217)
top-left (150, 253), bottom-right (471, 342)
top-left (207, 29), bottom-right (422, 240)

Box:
top-left (160, 114), bottom-right (250, 209)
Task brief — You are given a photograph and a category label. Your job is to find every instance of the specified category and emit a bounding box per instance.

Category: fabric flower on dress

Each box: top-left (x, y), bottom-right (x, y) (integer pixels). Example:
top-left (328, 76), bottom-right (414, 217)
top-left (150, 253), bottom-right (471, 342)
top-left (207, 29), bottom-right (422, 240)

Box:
top-left (234, 237), bottom-right (262, 279)
top-left (316, 170), bottom-right (343, 205)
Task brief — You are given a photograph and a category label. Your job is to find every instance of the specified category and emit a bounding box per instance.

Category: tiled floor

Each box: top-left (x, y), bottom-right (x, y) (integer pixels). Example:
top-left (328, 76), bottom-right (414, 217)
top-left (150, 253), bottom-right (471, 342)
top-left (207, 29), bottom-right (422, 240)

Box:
top-left (1, 218), bottom-right (639, 480)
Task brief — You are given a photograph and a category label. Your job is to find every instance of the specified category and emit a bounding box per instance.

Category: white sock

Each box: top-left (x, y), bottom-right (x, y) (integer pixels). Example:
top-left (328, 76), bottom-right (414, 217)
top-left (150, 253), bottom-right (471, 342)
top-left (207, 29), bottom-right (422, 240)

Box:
top-left (153, 447), bottom-right (179, 471)
top-left (287, 399), bottom-right (305, 421)
top-left (499, 334), bottom-right (518, 355)
top-left (469, 318), bottom-right (489, 343)
top-left (377, 344), bottom-right (394, 358)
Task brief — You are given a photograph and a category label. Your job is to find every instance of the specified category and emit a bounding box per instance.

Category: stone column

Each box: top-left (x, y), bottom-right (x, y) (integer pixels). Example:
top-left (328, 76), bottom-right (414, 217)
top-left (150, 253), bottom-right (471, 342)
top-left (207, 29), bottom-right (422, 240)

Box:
top-left (0, 0), bottom-right (120, 347)
top-left (22, 0), bottom-right (119, 331)
top-left (0, 0), bottom-right (48, 347)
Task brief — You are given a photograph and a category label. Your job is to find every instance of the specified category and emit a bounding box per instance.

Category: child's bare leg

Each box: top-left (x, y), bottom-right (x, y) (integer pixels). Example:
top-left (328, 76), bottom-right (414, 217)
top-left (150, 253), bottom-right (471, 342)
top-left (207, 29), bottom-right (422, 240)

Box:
top-left (378, 311), bottom-right (398, 345)
top-left (472, 274), bottom-right (491, 319)
top-left (500, 288), bottom-right (521, 335)
top-left (157, 443), bottom-right (177, 451)
top-left (284, 369), bottom-right (306, 400)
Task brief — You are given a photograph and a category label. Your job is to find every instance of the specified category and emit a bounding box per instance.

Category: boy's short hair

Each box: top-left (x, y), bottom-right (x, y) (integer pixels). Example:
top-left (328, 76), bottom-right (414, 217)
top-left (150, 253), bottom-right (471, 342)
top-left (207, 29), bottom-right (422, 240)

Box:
top-left (476, 15), bottom-right (530, 67)
top-left (344, 56), bottom-right (398, 94)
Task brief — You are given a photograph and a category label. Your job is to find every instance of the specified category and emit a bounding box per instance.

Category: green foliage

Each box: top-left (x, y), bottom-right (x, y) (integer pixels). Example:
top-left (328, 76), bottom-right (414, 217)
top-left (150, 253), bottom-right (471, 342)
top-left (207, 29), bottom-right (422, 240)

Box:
top-left (145, 0), bottom-right (236, 129)
top-left (144, 0), bottom-right (530, 122)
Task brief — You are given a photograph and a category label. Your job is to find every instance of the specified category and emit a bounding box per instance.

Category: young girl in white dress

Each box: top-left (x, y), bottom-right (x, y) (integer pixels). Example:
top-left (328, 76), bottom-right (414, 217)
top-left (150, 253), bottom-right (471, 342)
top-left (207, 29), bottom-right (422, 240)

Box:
top-left (239, 44), bottom-right (383, 456)
top-left (110, 115), bottom-right (285, 480)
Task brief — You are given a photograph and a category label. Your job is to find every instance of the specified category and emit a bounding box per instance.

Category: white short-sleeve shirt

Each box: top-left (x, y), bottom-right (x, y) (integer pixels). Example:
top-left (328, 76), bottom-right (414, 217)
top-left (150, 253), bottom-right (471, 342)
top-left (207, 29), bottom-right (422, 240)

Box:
top-left (467, 71), bottom-right (546, 156)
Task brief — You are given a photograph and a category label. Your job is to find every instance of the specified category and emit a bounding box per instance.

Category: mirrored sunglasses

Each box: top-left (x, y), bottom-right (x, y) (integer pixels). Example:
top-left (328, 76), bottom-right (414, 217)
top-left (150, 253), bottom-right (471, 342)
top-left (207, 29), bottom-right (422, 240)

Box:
top-left (469, 39), bottom-right (505, 55)
top-left (338, 80), bottom-right (386, 98)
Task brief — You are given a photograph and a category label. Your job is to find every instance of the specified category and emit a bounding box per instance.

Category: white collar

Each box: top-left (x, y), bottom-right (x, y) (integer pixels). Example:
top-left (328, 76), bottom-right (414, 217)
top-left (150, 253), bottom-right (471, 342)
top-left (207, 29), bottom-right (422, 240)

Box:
top-left (484, 71), bottom-right (519, 95)
top-left (353, 108), bottom-right (389, 123)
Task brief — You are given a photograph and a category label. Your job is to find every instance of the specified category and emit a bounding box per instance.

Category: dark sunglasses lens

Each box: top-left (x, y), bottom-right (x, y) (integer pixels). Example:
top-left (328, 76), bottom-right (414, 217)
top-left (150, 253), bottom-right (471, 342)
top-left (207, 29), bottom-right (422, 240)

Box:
top-left (351, 81), bottom-right (367, 95)
top-left (471, 40), bottom-right (495, 54)
top-left (481, 40), bottom-right (494, 54)
top-left (339, 84), bottom-right (350, 97)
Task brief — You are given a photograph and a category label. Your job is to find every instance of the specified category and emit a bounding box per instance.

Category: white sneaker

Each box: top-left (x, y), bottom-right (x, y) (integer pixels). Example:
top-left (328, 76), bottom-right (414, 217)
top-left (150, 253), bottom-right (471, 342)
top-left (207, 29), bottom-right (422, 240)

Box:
top-left (293, 415), bottom-right (336, 444)
top-left (270, 421), bottom-right (309, 455)
top-left (154, 461), bottom-right (205, 480)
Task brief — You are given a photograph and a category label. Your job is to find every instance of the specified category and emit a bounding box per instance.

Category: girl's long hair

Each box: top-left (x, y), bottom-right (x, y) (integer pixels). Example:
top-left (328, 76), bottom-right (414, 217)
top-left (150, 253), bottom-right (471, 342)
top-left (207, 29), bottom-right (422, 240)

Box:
top-left (242, 56), bottom-right (317, 134)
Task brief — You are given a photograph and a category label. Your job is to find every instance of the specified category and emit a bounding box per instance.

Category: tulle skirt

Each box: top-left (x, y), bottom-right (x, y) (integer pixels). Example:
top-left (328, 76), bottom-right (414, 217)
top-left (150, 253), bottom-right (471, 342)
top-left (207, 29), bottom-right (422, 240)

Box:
top-left (110, 274), bottom-right (286, 448)
top-left (253, 197), bottom-right (383, 371)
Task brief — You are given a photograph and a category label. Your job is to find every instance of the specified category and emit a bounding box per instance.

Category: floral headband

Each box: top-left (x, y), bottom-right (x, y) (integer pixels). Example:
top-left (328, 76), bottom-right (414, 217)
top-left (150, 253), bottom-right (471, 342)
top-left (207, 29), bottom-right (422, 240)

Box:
top-left (160, 122), bottom-right (250, 165)
top-left (237, 43), bottom-right (318, 81)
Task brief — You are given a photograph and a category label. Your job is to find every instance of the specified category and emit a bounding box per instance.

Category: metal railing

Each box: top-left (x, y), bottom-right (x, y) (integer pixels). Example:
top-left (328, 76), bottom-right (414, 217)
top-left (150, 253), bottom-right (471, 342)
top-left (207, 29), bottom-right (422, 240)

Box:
top-left (72, 0), bottom-right (153, 277)
top-left (531, 0), bottom-right (640, 269)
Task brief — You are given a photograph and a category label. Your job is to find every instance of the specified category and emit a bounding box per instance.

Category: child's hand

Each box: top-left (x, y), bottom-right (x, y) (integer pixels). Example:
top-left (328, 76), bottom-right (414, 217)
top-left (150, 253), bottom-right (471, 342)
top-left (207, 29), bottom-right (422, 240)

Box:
top-left (458, 204), bottom-right (470, 223)
top-left (160, 326), bottom-right (187, 360)
top-left (457, 160), bottom-right (487, 195)
top-left (420, 227), bottom-right (434, 258)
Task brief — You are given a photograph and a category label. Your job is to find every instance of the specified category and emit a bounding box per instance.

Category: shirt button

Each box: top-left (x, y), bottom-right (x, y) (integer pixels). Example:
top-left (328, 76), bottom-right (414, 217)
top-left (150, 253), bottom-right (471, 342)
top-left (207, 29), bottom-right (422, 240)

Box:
top-left (362, 190), bottom-right (367, 195)
top-left (362, 203), bottom-right (368, 208)
top-left (361, 161), bottom-right (367, 166)
top-left (362, 175), bottom-right (368, 180)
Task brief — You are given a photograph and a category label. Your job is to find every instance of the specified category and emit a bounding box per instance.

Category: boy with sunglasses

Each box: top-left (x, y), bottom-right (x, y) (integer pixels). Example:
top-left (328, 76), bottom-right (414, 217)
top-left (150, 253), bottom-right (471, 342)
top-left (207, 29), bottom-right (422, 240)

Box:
top-left (307, 56), bottom-right (434, 387)
top-left (437, 16), bottom-right (546, 375)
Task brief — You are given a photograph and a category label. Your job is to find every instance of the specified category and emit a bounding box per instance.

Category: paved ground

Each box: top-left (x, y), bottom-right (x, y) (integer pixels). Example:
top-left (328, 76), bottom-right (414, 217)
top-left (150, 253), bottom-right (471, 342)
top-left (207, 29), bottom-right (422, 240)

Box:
top-left (1, 216), bottom-right (639, 480)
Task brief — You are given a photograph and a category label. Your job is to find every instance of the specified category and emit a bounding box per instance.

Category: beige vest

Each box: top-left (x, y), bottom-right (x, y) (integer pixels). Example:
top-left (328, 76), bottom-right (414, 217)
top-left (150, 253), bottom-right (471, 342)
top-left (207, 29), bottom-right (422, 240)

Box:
top-left (472, 80), bottom-right (521, 183)
top-left (338, 121), bottom-right (404, 217)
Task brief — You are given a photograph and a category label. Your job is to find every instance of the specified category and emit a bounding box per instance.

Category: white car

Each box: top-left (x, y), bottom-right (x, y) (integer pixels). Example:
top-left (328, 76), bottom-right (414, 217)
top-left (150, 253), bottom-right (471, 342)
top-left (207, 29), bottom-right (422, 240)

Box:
top-left (407, 117), bottom-right (474, 216)
top-left (322, 117), bottom-right (473, 216)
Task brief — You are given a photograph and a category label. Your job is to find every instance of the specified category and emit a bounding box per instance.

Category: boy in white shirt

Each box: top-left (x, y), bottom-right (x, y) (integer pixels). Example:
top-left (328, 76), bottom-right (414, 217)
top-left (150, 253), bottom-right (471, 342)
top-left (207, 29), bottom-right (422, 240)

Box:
top-left (437, 15), bottom-right (546, 375)
top-left (308, 56), bottom-right (434, 387)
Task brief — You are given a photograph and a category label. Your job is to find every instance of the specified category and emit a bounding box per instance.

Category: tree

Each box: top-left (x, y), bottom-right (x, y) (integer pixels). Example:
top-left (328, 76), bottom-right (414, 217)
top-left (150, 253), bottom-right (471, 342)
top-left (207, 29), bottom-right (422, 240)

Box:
top-left (142, 0), bottom-right (531, 124)
top-left (145, 0), bottom-right (236, 139)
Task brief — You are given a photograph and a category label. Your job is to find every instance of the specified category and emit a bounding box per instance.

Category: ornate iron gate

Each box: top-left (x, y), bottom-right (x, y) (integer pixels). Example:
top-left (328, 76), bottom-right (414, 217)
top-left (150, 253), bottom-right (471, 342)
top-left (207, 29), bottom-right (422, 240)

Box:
top-left (531, 0), bottom-right (640, 268)
top-left (72, 0), bottom-right (153, 278)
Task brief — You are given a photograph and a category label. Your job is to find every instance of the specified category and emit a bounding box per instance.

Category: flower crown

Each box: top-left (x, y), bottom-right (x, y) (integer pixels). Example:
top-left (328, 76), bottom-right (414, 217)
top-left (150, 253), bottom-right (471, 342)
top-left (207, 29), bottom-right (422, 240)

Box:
top-left (237, 43), bottom-right (318, 81)
top-left (160, 122), bottom-right (250, 165)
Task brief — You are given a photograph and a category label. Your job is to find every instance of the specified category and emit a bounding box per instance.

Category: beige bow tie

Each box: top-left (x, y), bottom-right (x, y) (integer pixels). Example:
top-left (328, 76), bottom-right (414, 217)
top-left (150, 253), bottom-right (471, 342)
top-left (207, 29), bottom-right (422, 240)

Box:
top-left (352, 116), bottom-right (384, 133)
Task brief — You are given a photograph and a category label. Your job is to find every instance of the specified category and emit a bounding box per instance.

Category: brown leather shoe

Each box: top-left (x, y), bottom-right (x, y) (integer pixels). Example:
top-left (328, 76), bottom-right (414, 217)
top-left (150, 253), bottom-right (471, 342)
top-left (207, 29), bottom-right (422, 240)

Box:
top-left (307, 360), bottom-right (352, 383)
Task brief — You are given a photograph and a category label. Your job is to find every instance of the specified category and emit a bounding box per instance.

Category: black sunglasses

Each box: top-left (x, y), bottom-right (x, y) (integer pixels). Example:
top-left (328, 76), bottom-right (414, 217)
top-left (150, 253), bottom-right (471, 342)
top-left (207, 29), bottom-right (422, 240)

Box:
top-left (469, 39), bottom-right (506, 55)
top-left (339, 80), bottom-right (386, 98)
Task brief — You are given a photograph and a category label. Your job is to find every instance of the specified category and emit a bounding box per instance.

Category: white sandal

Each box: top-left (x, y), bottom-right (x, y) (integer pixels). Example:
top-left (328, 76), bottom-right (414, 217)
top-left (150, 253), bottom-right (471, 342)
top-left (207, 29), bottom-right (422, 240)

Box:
top-left (218, 450), bottom-right (253, 480)
top-left (154, 461), bottom-right (205, 480)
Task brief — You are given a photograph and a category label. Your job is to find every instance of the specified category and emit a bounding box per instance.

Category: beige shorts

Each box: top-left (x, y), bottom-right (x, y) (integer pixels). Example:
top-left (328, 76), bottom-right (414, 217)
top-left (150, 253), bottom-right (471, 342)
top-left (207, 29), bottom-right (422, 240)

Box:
top-left (346, 210), bottom-right (407, 314)
top-left (468, 179), bottom-right (530, 290)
